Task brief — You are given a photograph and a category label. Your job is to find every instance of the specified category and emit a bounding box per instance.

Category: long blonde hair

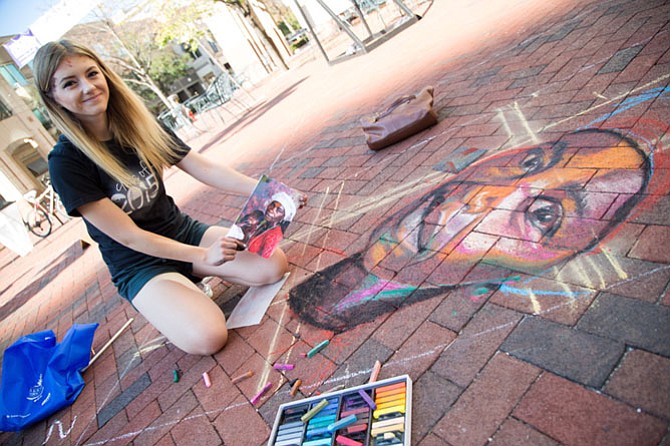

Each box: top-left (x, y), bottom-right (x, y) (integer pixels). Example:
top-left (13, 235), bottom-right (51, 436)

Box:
top-left (33, 40), bottom-right (181, 187)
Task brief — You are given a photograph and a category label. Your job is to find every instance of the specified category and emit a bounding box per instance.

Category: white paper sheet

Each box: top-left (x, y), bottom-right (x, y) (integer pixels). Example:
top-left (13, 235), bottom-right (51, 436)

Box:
top-left (226, 273), bottom-right (289, 329)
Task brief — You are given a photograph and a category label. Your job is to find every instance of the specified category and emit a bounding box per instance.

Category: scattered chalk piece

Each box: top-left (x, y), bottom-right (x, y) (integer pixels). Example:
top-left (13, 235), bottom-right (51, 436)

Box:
top-left (202, 372), bottom-right (211, 388)
top-left (232, 370), bottom-right (254, 384)
top-left (273, 363), bottom-right (295, 371)
top-left (173, 369), bottom-right (180, 383)
top-left (307, 340), bottom-right (330, 358)
top-left (368, 360), bottom-right (381, 383)
top-left (250, 382), bottom-right (273, 405)
top-left (290, 379), bottom-right (302, 397)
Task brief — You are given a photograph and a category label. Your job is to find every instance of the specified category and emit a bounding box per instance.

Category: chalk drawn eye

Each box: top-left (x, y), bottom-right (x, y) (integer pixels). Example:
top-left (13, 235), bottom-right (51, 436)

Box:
top-left (527, 197), bottom-right (562, 237)
top-left (520, 149), bottom-right (544, 174)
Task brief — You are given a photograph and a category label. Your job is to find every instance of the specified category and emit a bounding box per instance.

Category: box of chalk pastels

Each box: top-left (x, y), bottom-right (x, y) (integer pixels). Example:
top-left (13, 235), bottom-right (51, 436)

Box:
top-left (268, 374), bottom-right (412, 446)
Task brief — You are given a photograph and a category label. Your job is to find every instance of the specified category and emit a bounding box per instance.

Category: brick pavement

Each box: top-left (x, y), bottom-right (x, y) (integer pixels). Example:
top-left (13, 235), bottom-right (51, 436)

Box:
top-left (1, 0), bottom-right (669, 444)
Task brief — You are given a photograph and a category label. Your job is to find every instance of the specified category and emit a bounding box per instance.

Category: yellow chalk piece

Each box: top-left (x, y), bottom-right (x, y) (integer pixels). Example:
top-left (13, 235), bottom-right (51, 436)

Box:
top-left (373, 405), bottom-right (406, 419)
top-left (371, 422), bottom-right (405, 437)
top-left (375, 398), bottom-right (406, 410)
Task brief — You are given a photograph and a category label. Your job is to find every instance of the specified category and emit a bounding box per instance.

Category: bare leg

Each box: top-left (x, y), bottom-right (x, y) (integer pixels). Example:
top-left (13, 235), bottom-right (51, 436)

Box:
top-left (193, 226), bottom-right (289, 286)
top-left (133, 272), bottom-right (228, 355)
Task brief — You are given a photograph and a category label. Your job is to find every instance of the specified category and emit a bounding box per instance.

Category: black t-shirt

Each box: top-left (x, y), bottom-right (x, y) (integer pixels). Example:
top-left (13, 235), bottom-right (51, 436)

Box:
top-left (48, 133), bottom-right (190, 280)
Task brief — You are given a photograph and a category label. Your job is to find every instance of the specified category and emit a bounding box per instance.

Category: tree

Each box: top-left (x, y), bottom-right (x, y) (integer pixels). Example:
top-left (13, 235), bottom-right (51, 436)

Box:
top-left (64, 12), bottom-right (185, 112)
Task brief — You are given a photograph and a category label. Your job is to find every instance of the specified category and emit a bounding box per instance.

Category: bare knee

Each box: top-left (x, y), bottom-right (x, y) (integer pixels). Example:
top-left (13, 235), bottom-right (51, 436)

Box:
top-left (256, 248), bottom-right (289, 285)
top-left (181, 325), bottom-right (228, 356)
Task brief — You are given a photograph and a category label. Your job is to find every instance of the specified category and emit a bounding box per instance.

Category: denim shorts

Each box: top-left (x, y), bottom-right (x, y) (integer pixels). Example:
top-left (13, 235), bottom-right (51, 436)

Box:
top-left (115, 216), bottom-right (210, 302)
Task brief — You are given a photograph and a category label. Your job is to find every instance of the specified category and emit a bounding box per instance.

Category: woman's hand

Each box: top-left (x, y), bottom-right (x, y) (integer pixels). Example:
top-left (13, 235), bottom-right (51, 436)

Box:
top-left (205, 236), bottom-right (247, 266)
top-left (297, 192), bottom-right (308, 208)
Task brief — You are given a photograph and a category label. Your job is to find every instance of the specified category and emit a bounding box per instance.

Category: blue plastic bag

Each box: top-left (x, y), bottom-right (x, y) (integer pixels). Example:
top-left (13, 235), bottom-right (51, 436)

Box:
top-left (0, 323), bottom-right (98, 431)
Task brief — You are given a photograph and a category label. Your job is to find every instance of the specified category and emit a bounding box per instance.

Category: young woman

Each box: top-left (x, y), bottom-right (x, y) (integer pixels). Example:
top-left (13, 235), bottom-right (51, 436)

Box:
top-left (33, 40), bottom-right (305, 355)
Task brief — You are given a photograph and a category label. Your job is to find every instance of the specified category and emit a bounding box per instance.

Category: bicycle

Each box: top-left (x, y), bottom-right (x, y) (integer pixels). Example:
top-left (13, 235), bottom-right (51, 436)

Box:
top-left (17, 179), bottom-right (69, 238)
top-left (35, 178), bottom-right (69, 225)
top-left (19, 190), bottom-right (52, 237)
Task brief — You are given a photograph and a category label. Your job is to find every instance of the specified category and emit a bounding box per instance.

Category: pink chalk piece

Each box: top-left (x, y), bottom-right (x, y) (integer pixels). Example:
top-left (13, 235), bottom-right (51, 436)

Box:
top-left (202, 372), bottom-right (212, 388)
top-left (273, 363), bottom-right (295, 371)
top-left (336, 435), bottom-right (363, 446)
top-left (251, 382), bottom-right (273, 405)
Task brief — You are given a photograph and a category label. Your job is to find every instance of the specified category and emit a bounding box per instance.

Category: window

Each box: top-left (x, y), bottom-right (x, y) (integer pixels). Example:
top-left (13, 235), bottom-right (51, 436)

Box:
top-left (0, 97), bottom-right (12, 120)
top-left (0, 64), bottom-right (28, 87)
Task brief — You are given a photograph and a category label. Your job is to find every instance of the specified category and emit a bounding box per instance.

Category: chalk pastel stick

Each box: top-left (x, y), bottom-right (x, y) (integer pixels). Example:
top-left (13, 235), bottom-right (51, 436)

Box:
top-left (307, 340), bottom-right (330, 358)
top-left (358, 389), bottom-right (377, 409)
top-left (250, 381), bottom-right (272, 405)
top-left (346, 423), bottom-right (368, 434)
top-left (340, 407), bottom-right (369, 417)
top-left (376, 397), bottom-right (406, 410)
top-left (373, 405), bottom-right (406, 418)
top-left (371, 416), bottom-right (405, 429)
top-left (375, 387), bottom-right (406, 399)
top-left (368, 360), bottom-right (382, 383)
top-left (301, 399), bottom-right (329, 422)
top-left (371, 422), bottom-right (405, 437)
top-left (305, 425), bottom-right (331, 438)
top-left (372, 423), bottom-right (405, 438)
top-left (202, 372), bottom-right (211, 388)
top-left (273, 363), bottom-right (295, 371)
top-left (303, 438), bottom-right (332, 446)
top-left (335, 434), bottom-right (364, 446)
top-left (327, 414), bottom-right (358, 433)
top-left (375, 392), bottom-right (405, 403)
top-left (290, 379), bottom-right (302, 397)
top-left (231, 370), bottom-right (254, 383)
top-left (374, 382), bottom-right (406, 393)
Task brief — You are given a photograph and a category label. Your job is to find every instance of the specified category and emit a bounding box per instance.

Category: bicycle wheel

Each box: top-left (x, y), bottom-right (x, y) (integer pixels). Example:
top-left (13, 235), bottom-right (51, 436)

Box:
top-left (27, 207), bottom-right (52, 237)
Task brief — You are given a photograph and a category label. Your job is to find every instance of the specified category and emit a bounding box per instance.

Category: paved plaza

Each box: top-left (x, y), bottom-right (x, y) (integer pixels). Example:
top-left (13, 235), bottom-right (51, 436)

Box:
top-left (1, 0), bottom-right (669, 444)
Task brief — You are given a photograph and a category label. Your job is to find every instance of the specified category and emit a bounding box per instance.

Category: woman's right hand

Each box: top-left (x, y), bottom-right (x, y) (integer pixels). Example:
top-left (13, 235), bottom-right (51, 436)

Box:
top-left (206, 236), bottom-right (246, 266)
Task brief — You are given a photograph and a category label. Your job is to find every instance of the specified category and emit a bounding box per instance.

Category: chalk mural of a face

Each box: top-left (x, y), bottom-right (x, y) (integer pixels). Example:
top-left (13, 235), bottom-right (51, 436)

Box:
top-left (289, 128), bottom-right (652, 332)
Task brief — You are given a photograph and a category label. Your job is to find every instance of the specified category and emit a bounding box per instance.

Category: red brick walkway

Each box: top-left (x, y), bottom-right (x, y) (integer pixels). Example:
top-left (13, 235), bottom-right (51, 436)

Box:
top-left (1, 0), bottom-right (669, 444)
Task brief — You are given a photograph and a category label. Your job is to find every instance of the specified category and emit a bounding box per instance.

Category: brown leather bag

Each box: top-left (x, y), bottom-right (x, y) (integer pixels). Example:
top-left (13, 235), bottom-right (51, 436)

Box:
top-left (362, 86), bottom-right (438, 151)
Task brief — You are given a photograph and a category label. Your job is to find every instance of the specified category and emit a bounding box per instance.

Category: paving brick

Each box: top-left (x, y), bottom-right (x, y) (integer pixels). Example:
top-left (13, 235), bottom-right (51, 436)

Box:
top-left (329, 337), bottom-right (394, 387)
top-left (133, 390), bottom-right (200, 446)
top-left (384, 320), bottom-right (456, 380)
top-left (372, 294), bottom-right (442, 350)
top-left (213, 395), bottom-right (270, 446)
top-left (411, 370), bottom-right (463, 444)
top-left (490, 417), bottom-right (560, 446)
top-left (431, 304), bottom-right (522, 388)
top-left (501, 315), bottom-right (624, 387)
top-left (169, 406), bottom-right (222, 446)
top-left (577, 292), bottom-right (670, 356)
top-left (629, 225), bottom-right (670, 263)
top-left (514, 373), bottom-right (666, 446)
top-left (98, 372), bottom-right (151, 428)
top-left (418, 432), bottom-right (454, 446)
top-left (433, 353), bottom-right (540, 446)
top-left (599, 44), bottom-right (644, 74)
top-left (604, 348), bottom-right (670, 420)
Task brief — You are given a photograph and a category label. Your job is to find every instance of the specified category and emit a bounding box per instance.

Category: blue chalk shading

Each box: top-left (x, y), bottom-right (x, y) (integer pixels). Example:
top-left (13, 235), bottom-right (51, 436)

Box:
top-left (499, 283), bottom-right (591, 299)
top-left (580, 86), bottom-right (670, 129)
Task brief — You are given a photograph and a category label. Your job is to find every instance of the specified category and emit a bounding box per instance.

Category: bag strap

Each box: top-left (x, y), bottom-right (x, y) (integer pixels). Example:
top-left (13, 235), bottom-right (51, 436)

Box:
top-left (373, 94), bottom-right (416, 121)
